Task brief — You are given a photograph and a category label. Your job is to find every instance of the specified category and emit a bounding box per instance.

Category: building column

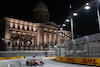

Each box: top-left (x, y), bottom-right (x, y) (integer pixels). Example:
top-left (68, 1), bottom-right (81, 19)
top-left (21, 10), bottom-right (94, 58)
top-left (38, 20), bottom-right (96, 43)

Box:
top-left (40, 28), bottom-right (44, 50)
top-left (56, 31), bottom-right (58, 44)
top-left (60, 33), bottom-right (63, 45)
top-left (34, 35), bottom-right (37, 48)
top-left (5, 21), bottom-right (11, 50)
top-left (51, 31), bottom-right (54, 45)
top-left (37, 27), bottom-right (44, 50)
top-left (41, 28), bottom-right (44, 45)
top-left (37, 27), bottom-right (41, 46)
top-left (32, 36), bottom-right (35, 46)
top-left (46, 30), bottom-right (49, 45)
top-left (53, 32), bottom-right (57, 46)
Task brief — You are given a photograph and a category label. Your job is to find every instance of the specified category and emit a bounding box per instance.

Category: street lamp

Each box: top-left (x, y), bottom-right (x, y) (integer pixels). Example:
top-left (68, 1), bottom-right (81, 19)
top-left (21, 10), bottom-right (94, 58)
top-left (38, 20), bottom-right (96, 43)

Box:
top-left (85, 2), bottom-right (100, 31)
top-left (62, 24), bottom-right (66, 26)
top-left (66, 12), bottom-right (78, 57)
top-left (70, 12), bottom-right (78, 39)
top-left (60, 27), bottom-right (63, 30)
top-left (96, 2), bottom-right (100, 31)
top-left (66, 19), bottom-right (70, 22)
top-left (85, 3), bottom-right (90, 10)
top-left (73, 12), bottom-right (78, 16)
top-left (58, 26), bottom-right (64, 57)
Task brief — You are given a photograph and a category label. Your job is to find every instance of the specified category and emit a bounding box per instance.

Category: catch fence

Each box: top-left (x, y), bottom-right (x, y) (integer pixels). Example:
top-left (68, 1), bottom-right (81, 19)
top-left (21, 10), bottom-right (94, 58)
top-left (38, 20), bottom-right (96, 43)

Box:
top-left (55, 33), bottom-right (100, 57)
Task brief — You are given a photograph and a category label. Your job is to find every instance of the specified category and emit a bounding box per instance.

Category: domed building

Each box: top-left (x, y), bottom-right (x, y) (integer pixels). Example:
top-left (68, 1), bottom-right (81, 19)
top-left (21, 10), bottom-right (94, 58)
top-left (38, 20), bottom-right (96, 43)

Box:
top-left (0, 0), bottom-right (71, 51)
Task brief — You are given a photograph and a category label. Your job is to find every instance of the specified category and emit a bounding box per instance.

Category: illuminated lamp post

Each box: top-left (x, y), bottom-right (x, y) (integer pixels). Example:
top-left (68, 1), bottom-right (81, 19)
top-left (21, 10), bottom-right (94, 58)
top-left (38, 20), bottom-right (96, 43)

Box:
top-left (66, 12), bottom-right (78, 57)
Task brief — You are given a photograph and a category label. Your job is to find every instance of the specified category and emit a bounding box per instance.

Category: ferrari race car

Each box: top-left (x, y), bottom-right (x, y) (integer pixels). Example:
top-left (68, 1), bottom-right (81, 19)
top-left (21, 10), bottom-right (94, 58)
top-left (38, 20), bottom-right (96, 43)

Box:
top-left (26, 59), bottom-right (45, 66)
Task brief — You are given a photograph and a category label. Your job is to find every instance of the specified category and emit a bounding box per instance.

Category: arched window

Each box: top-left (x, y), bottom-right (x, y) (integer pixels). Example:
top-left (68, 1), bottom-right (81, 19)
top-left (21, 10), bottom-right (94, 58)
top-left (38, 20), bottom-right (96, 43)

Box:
top-left (27, 25), bottom-right (29, 31)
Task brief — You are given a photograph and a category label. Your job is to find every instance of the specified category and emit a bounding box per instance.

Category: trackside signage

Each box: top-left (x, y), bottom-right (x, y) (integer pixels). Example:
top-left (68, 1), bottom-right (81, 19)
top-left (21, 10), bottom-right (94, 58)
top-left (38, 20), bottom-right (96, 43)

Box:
top-left (56, 56), bottom-right (100, 66)
top-left (0, 56), bottom-right (24, 60)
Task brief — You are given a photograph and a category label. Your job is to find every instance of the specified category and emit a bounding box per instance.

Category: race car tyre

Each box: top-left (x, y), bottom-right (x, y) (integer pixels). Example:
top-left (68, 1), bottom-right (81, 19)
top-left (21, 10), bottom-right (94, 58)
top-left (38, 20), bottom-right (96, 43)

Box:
top-left (26, 62), bottom-right (29, 66)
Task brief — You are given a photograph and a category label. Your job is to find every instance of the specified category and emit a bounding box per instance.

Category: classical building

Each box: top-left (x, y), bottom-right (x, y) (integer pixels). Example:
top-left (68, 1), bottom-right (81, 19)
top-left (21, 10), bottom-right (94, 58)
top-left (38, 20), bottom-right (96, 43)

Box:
top-left (0, 0), bottom-right (71, 51)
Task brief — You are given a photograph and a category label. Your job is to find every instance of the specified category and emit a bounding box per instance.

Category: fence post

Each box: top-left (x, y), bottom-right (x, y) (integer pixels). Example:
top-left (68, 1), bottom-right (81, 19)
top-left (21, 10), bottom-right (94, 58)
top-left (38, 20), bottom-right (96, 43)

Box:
top-left (85, 36), bottom-right (91, 57)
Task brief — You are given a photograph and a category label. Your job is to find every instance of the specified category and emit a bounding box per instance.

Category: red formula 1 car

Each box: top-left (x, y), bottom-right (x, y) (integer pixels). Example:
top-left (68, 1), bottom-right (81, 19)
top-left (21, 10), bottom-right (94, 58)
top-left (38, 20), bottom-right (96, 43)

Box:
top-left (26, 59), bottom-right (45, 66)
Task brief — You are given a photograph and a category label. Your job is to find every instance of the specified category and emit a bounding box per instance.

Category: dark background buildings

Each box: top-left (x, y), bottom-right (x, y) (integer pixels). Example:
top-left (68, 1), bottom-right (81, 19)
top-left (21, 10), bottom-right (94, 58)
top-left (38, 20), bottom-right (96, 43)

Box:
top-left (0, 0), bottom-right (99, 38)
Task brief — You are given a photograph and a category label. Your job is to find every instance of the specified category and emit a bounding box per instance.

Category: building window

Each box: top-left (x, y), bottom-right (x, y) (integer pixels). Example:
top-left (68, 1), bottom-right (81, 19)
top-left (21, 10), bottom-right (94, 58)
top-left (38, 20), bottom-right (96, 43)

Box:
top-left (27, 25), bottom-right (29, 31)
top-left (18, 25), bottom-right (20, 29)
top-left (22, 25), bottom-right (24, 30)
top-left (32, 27), bottom-right (33, 31)
top-left (13, 23), bottom-right (15, 28)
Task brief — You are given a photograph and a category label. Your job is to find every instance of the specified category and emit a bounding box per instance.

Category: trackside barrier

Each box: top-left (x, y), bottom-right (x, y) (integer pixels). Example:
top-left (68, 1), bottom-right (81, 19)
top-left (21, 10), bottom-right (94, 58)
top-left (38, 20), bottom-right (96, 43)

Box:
top-left (0, 56), bottom-right (24, 60)
top-left (55, 33), bottom-right (100, 66)
top-left (0, 51), bottom-right (55, 60)
top-left (56, 56), bottom-right (100, 66)
top-left (45, 51), bottom-right (55, 57)
top-left (0, 56), bottom-right (55, 60)
top-left (43, 57), bottom-right (55, 59)
top-left (0, 56), bottom-right (40, 60)
top-left (0, 56), bottom-right (37, 60)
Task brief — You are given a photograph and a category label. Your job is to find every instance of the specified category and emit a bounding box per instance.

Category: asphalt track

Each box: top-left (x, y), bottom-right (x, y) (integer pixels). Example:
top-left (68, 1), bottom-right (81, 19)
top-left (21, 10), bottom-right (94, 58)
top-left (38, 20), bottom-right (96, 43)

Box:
top-left (0, 58), bottom-right (97, 67)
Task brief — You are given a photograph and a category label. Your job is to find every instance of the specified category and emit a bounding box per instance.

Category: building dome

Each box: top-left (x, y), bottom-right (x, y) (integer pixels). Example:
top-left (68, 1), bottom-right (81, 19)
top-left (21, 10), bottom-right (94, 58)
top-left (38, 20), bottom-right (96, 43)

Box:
top-left (33, 1), bottom-right (50, 22)
top-left (34, 1), bottom-right (47, 9)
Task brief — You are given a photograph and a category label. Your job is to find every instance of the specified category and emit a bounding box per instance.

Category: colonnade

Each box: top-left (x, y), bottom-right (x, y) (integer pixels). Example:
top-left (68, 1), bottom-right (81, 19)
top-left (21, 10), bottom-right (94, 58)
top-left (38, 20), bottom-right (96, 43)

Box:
top-left (6, 26), bottom-right (58, 51)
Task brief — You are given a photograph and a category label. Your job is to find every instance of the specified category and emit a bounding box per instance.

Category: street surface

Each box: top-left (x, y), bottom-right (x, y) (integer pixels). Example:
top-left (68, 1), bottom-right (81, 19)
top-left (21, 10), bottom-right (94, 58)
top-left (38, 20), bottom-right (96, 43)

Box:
top-left (0, 58), bottom-right (97, 67)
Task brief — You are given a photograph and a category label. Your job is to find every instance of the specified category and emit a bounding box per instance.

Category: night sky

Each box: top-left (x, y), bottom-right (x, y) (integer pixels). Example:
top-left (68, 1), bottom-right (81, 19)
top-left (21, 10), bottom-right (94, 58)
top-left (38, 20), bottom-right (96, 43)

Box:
top-left (0, 0), bottom-right (99, 38)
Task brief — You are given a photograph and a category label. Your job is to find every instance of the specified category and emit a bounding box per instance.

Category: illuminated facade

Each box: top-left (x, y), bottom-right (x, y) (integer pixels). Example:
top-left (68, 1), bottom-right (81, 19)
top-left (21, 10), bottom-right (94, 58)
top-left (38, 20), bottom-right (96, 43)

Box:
top-left (0, 0), bottom-right (71, 51)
